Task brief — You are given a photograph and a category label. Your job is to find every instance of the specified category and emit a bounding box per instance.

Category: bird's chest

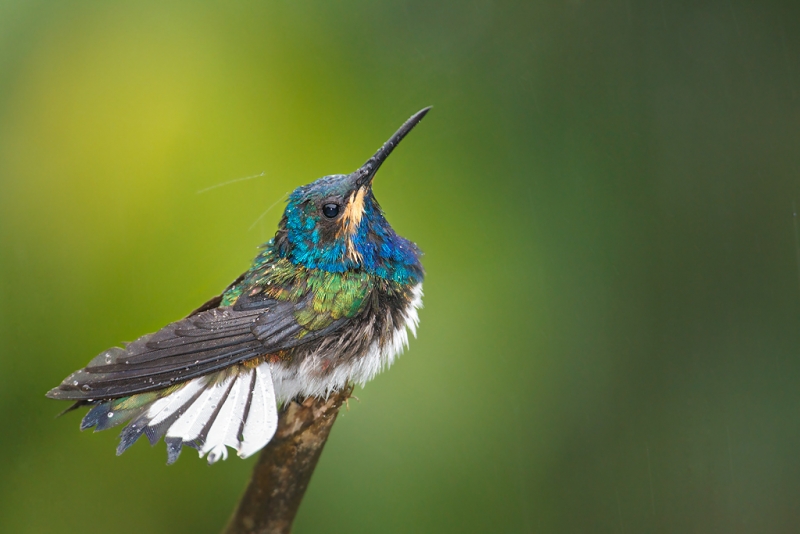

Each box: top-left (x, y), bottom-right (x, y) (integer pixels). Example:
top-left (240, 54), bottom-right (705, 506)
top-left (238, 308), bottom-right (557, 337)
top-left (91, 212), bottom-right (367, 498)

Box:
top-left (269, 282), bottom-right (422, 402)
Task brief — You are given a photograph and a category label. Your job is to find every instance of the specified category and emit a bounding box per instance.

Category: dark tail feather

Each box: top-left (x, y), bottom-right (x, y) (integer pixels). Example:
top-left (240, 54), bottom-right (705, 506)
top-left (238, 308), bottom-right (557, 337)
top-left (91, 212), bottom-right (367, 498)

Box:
top-left (56, 400), bottom-right (91, 418)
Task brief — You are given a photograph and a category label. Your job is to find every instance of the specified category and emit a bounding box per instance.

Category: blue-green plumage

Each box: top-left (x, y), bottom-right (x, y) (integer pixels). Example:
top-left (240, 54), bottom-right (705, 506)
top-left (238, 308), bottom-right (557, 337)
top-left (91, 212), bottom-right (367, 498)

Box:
top-left (47, 108), bottom-right (430, 464)
top-left (280, 174), bottom-right (423, 284)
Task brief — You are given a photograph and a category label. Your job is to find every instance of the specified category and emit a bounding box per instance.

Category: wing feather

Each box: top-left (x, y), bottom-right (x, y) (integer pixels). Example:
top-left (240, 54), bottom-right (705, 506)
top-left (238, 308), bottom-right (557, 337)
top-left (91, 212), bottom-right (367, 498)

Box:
top-left (47, 292), bottom-right (348, 401)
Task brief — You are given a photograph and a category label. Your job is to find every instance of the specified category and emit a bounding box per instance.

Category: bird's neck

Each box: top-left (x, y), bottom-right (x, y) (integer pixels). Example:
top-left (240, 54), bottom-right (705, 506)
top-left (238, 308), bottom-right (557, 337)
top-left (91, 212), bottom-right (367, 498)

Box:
top-left (274, 211), bottom-right (423, 285)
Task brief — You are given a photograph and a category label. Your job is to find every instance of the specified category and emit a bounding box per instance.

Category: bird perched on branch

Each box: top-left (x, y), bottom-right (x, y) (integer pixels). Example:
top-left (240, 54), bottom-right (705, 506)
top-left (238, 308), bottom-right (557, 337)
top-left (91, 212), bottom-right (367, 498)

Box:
top-left (47, 108), bottom-right (430, 464)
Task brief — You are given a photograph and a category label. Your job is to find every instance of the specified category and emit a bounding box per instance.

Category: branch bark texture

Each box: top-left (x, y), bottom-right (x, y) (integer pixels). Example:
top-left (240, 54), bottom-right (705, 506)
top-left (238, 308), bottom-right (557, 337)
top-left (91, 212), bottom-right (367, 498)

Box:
top-left (223, 386), bottom-right (353, 534)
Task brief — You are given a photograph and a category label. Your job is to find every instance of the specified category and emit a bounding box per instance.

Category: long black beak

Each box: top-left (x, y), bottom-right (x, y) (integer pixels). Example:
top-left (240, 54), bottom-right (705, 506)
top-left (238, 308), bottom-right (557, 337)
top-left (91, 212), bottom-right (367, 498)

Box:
top-left (352, 107), bottom-right (431, 187)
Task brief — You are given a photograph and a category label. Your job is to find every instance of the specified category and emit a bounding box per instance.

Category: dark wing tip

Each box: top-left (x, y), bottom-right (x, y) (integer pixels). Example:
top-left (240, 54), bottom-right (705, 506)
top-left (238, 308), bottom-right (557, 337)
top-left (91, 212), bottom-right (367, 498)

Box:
top-left (46, 382), bottom-right (90, 401)
top-left (46, 386), bottom-right (65, 400)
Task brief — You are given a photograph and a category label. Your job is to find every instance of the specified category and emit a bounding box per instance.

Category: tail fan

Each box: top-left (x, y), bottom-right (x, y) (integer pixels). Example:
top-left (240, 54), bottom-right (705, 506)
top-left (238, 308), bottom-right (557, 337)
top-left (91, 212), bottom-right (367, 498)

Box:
top-left (81, 361), bottom-right (279, 464)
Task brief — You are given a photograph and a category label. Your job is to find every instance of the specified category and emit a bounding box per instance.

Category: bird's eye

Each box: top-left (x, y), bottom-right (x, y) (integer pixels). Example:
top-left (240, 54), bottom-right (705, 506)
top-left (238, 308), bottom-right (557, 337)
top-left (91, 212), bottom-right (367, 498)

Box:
top-left (322, 203), bottom-right (340, 218)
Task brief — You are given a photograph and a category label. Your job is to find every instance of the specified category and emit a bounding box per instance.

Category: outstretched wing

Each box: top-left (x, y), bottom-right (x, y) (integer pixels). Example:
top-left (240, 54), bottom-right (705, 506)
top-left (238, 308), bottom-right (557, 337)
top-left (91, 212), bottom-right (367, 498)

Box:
top-left (47, 293), bottom-right (347, 401)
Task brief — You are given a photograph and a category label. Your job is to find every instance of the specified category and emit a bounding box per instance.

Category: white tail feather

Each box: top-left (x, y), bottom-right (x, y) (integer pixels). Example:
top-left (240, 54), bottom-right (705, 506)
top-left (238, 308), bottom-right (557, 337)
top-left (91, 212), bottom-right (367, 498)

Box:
top-left (202, 374), bottom-right (245, 463)
top-left (167, 381), bottom-right (221, 441)
top-left (185, 382), bottom-right (230, 443)
top-left (131, 362), bottom-right (279, 464)
top-left (147, 380), bottom-right (204, 426)
top-left (238, 364), bottom-right (278, 459)
top-left (223, 373), bottom-right (251, 449)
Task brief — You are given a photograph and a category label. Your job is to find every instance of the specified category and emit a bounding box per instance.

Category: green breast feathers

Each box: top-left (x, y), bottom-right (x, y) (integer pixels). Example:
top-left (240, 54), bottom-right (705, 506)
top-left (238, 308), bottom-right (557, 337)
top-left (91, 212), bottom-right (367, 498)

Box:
top-left (221, 245), bottom-right (374, 333)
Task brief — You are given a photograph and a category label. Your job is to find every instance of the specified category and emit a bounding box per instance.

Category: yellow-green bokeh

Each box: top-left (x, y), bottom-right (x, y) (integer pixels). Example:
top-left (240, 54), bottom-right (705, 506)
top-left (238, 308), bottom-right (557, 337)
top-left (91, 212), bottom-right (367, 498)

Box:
top-left (2, 1), bottom-right (800, 532)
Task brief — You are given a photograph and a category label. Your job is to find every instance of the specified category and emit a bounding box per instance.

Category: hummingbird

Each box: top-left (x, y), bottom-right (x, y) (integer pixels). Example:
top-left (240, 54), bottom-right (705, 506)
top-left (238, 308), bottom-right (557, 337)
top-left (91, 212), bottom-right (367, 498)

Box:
top-left (47, 107), bottom-right (430, 464)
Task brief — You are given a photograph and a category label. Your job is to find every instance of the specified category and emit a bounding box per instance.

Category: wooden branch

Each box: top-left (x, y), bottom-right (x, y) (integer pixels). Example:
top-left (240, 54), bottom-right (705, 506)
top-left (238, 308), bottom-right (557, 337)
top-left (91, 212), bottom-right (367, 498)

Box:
top-left (223, 385), bottom-right (353, 534)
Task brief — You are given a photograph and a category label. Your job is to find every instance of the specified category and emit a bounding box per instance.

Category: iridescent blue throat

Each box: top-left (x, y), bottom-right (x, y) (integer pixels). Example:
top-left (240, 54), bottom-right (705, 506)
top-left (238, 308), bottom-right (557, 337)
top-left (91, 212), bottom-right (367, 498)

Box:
top-left (279, 187), bottom-right (423, 285)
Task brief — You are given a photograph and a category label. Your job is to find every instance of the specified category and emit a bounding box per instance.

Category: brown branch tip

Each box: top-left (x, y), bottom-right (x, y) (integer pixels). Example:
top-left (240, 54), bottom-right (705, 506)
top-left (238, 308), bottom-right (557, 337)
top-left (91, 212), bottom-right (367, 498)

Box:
top-left (223, 385), bottom-right (354, 534)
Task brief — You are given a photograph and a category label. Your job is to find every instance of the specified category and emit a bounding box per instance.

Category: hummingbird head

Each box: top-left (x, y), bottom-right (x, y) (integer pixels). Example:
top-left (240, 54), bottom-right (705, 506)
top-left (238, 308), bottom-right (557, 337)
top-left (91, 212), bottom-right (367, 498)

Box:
top-left (275, 108), bottom-right (430, 284)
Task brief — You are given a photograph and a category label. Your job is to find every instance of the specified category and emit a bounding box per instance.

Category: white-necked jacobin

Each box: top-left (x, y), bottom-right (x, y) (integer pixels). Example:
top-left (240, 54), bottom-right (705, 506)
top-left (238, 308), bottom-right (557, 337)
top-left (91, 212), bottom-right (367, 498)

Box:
top-left (47, 107), bottom-right (430, 464)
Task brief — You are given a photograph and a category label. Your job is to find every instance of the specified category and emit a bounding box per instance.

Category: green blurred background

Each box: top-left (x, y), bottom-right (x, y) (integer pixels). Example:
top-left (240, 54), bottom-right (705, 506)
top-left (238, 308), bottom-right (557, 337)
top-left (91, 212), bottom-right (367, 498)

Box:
top-left (1, 1), bottom-right (800, 532)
